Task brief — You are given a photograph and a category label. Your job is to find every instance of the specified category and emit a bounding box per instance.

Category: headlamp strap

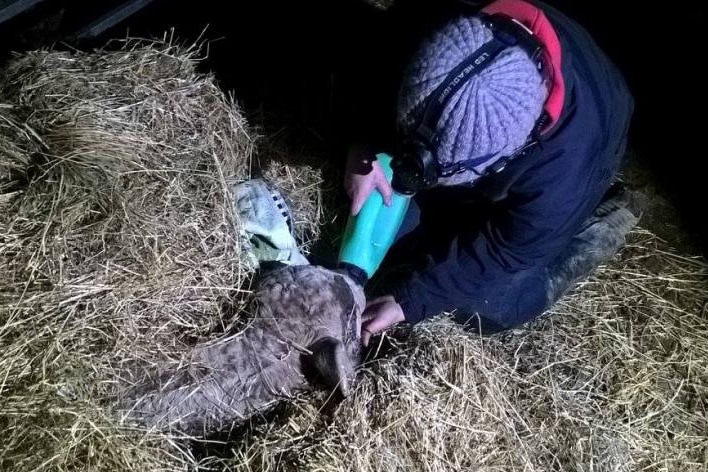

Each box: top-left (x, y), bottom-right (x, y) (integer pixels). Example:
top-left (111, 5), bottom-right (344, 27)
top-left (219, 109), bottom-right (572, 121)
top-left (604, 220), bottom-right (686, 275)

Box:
top-left (415, 14), bottom-right (542, 143)
top-left (415, 36), bottom-right (505, 144)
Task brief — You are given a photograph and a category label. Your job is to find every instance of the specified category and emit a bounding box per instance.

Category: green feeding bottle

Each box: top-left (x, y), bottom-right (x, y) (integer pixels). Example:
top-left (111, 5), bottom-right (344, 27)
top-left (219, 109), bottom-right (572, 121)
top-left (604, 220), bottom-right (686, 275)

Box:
top-left (338, 153), bottom-right (411, 279)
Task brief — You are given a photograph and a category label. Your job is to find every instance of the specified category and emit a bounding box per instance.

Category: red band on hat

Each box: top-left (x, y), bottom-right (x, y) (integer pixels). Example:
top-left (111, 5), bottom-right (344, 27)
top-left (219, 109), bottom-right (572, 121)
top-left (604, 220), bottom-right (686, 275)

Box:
top-left (483, 0), bottom-right (565, 132)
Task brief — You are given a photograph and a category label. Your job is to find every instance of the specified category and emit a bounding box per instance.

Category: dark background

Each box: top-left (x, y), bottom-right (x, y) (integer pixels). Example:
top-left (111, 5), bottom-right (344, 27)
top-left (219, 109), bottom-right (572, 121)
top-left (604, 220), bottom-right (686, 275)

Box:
top-left (2, 0), bottom-right (706, 253)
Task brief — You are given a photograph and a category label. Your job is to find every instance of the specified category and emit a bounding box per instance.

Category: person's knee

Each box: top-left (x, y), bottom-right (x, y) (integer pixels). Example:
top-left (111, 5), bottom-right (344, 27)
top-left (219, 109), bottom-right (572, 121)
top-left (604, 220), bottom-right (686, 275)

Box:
top-left (452, 283), bottom-right (549, 335)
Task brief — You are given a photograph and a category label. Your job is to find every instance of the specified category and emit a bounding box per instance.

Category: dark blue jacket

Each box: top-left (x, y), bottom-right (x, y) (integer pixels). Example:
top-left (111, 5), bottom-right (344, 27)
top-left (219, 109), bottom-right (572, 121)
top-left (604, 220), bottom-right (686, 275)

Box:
top-left (389, 1), bottom-right (634, 325)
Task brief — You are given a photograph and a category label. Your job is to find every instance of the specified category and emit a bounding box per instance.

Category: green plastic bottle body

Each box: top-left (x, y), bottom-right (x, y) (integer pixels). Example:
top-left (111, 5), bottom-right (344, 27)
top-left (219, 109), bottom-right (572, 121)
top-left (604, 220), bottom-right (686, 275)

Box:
top-left (338, 153), bottom-right (411, 278)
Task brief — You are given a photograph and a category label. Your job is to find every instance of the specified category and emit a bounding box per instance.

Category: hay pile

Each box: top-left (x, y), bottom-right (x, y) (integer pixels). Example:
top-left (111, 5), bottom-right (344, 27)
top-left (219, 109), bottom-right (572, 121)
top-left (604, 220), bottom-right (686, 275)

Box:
top-left (216, 229), bottom-right (708, 472)
top-left (0, 39), bottom-right (321, 471)
top-left (1, 39), bottom-right (707, 472)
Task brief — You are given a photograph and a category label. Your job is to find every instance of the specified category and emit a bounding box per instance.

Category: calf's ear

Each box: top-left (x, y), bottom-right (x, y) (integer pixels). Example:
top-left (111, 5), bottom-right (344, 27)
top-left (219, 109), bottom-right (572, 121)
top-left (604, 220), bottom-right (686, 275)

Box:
top-left (303, 336), bottom-right (354, 397)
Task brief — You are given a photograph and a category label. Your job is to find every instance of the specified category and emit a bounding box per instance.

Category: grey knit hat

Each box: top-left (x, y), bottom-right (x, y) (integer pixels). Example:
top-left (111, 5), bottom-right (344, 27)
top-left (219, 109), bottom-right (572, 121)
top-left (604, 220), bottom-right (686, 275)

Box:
top-left (398, 16), bottom-right (548, 186)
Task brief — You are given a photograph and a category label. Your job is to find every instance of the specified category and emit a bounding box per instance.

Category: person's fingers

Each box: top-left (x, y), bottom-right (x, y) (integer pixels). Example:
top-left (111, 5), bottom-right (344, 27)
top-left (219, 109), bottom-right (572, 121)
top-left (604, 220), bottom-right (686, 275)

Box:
top-left (361, 326), bottom-right (373, 347)
top-left (350, 188), bottom-right (368, 216)
top-left (361, 300), bottom-right (387, 325)
top-left (377, 177), bottom-right (394, 207)
top-left (365, 294), bottom-right (395, 308)
top-left (361, 319), bottom-right (384, 347)
top-left (363, 317), bottom-right (387, 335)
top-left (361, 305), bottom-right (382, 323)
top-left (361, 315), bottom-right (398, 347)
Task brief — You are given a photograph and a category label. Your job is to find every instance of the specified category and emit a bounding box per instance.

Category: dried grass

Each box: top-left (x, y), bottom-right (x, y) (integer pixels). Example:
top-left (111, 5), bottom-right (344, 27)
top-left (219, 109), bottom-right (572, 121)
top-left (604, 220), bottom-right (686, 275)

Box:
top-left (218, 229), bottom-right (708, 472)
top-left (0, 37), bottom-right (315, 471)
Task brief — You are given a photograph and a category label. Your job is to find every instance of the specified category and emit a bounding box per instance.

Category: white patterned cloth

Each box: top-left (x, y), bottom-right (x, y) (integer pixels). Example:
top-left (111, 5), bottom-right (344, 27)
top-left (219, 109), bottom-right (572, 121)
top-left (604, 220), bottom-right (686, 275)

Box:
top-left (233, 179), bottom-right (309, 266)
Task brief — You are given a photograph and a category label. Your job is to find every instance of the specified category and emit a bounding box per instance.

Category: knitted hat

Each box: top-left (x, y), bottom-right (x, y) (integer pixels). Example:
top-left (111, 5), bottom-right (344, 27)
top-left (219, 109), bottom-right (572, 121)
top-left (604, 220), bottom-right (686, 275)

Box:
top-left (398, 16), bottom-right (548, 186)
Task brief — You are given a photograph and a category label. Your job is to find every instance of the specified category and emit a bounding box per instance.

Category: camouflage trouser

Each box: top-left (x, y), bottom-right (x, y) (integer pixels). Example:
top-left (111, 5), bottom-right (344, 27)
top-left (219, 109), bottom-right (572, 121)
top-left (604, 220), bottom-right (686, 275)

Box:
top-left (384, 183), bottom-right (639, 334)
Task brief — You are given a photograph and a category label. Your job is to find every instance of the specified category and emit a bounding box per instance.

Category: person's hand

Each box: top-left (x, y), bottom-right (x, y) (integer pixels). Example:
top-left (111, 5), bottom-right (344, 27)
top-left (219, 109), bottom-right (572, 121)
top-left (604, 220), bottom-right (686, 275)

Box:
top-left (344, 145), bottom-right (393, 216)
top-left (361, 295), bottom-right (405, 347)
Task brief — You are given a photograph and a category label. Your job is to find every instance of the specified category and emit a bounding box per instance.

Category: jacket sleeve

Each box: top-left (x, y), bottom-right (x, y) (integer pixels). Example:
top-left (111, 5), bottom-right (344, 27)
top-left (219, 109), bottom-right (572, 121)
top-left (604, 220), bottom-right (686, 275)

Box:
top-left (391, 147), bottom-right (598, 324)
